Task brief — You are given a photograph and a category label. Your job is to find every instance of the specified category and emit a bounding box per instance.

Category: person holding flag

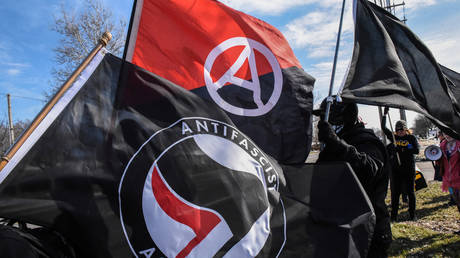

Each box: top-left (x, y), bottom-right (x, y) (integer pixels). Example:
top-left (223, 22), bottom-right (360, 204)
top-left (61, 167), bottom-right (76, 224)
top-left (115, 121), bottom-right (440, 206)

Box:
top-left (314, 97), bottom-right (392, 258)
top-left (381, 109), bottom-right (420, 222)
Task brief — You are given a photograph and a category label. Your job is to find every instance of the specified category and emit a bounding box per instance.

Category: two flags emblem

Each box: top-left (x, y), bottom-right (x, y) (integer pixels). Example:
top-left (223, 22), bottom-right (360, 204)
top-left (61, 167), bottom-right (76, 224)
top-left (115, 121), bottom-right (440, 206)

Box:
top-left (120, 117), bottom-right (285, 257)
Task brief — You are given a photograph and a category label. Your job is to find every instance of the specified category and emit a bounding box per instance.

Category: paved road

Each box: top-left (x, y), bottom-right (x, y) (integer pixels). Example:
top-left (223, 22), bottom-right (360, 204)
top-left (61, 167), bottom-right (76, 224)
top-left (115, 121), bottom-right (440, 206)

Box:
top-left (417, 161), bottom-right (436, 182)
top-left (308, 152), bottom-right (436, 182)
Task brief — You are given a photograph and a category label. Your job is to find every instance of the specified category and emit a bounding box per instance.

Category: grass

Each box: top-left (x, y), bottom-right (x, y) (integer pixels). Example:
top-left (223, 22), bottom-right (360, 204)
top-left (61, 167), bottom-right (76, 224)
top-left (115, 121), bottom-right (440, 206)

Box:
top-left (387, 181), bottom-right (460, 257)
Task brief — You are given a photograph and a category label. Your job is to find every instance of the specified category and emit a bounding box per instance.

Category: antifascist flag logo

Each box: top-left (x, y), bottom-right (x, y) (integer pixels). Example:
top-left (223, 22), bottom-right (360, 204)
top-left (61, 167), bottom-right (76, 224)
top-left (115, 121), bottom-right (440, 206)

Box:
top-left (119, 118), bottom-right (286, 257)
top-left (204, 37), bottom-right (283, 116)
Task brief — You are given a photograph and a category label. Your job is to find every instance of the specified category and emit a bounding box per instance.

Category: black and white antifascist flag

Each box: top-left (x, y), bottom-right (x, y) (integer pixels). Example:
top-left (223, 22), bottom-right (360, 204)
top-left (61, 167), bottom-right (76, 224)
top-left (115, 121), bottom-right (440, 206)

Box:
top-left (340, 0), bottom-right (460, 138)
top-left (0, 49), bottom-right (374, 257)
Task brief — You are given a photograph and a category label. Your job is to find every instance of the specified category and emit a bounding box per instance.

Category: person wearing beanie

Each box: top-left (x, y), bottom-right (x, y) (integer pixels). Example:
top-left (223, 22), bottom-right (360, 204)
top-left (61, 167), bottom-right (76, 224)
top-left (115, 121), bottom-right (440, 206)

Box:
top-left (314, 97), bottom-right (392, 258)
top-left (381, 109), bottom-right (420, 221)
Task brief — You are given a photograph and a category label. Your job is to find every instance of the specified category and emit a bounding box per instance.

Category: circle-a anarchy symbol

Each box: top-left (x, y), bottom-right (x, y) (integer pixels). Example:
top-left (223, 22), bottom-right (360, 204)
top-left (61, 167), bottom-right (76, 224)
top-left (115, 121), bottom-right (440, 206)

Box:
top-left (204, 37), bottom-right (283, 117)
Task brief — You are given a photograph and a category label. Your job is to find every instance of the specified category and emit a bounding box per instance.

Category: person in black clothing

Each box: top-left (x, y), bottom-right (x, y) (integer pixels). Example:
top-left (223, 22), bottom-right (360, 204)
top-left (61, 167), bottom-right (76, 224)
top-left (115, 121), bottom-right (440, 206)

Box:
top-left (381, 109), bottom-right (420, 221)
top-left (314, 97), bottom-right (391, 258)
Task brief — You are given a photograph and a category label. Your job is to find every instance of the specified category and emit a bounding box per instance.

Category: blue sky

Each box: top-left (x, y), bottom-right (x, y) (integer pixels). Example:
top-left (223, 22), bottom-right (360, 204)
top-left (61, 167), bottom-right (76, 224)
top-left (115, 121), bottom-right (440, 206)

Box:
top-left (0, 0), bottom-right (459, 130)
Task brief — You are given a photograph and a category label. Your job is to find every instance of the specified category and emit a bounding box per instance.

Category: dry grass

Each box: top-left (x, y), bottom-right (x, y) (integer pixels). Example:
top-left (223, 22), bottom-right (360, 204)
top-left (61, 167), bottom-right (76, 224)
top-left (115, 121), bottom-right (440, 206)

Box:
top-left (387, 181), bottom-right (460, 257)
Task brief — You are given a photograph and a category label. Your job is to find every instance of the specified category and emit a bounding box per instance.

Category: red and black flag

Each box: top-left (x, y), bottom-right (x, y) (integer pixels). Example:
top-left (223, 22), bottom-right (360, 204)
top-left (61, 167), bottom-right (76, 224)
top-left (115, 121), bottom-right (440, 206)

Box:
top-left (124, 0), bottom-right (315, 164)
top-left (0, 50), bottom-right (374, 257)
top-left (340, 0), bottom-right (460, 138)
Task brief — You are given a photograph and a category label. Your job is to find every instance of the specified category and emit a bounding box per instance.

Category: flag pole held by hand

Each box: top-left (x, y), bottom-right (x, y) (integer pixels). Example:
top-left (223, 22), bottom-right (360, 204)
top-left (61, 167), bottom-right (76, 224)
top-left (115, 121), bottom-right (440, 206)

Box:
top-left (321, 0), bottom-right (346, 151)
top-left (324, 0), bottom-right (346, 123)
top-left (0, 32), bottom-right (112, 172)
top-left (386, 109), bottom-right (401, 166)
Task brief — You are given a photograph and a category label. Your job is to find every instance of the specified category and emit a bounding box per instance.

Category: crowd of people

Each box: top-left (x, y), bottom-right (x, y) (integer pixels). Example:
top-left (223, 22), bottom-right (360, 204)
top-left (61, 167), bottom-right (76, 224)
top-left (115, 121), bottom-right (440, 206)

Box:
top-left (314, 97), bottom-right (460, 257)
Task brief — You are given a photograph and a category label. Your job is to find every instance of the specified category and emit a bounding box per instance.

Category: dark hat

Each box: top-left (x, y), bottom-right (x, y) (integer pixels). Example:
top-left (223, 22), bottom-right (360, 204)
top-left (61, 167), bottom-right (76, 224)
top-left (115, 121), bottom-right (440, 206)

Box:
top-left (313, 96), bottom-right (358, 126)
top-left (395, 120), bottom-right (407, 130)
top-left (313, 95), bottom-right (339, 117)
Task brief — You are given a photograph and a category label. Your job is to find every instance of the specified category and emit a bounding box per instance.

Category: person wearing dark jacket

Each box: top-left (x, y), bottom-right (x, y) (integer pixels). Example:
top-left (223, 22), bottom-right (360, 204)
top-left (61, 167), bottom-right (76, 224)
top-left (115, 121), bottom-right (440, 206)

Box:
top-left (381, 110), bottom-right (419, 221)
top-left (314, 97), bottom-right (391, 258)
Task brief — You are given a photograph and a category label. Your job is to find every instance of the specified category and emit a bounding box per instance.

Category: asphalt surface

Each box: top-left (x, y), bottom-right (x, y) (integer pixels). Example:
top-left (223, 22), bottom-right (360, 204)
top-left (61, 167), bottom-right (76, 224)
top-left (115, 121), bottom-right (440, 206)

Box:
top-left (307, 152), bottom-right (436, 181)
top-left (417, 161), bottom-right (436, 182)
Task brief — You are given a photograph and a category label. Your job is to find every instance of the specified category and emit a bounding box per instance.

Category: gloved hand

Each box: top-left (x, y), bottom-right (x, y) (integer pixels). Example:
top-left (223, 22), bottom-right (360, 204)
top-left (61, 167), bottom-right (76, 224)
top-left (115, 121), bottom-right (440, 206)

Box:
top-left (384, 107), bottom-right (389, 115)
top-left (318, 120), bottom-right (351, 157)
top-left (318, 120), bottom-right (343, 149)
top-left (381, 107), bottom-right (388, 127)
top-left (386, 143), bottom-right (396, 154)
top-left (318, 120), bottom-right (338, 144)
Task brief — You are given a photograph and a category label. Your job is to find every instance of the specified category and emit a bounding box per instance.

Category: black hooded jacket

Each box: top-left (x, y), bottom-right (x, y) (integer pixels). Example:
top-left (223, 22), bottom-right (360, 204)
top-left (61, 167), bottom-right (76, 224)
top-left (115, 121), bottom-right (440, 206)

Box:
top-left (317, 123), bottom-right (391, 237)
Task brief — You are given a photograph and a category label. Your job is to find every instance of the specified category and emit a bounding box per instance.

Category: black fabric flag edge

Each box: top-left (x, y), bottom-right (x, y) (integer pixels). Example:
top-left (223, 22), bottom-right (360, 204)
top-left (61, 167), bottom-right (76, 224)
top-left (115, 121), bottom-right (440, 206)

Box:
top-left (339, 0), bottom-right (460, 138)
top-left (0, 49), bottom-right (107, 184)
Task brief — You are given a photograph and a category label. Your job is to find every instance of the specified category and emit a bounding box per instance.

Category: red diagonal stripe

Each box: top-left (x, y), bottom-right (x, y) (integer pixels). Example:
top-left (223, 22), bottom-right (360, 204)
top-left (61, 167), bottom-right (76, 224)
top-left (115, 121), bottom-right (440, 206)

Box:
top-left (152, 166), bottom-right (221, 258)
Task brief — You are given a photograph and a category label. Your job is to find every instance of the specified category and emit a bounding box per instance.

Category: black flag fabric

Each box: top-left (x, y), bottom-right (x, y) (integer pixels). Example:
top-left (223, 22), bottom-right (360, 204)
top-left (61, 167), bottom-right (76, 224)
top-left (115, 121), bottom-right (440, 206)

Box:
top-left (339, 0), bottom-right (460, 138)
top-left (124, 0), bottom-right (315, 164)
top-left (0, 51), bottom-right (374, 257)
top-left (441, 64), bottom-right (460, 109)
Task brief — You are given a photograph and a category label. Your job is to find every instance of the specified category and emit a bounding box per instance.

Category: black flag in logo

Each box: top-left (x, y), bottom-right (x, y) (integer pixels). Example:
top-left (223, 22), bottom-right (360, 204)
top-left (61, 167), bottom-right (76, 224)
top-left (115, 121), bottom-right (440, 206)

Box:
top-left (0, 51), bottom-right (374, 257)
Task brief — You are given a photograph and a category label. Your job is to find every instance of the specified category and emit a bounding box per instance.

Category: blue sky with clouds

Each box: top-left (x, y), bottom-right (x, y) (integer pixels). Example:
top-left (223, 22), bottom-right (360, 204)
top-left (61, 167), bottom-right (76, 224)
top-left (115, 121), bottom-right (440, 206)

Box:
top-left (0, 0), bottom-right (459, 130)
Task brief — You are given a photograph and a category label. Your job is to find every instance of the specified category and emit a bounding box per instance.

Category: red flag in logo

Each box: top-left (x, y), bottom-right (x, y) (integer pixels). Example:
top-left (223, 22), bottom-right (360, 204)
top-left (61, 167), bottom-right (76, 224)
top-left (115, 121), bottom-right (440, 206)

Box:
top-left (125, 0), bottom-right (300, 90)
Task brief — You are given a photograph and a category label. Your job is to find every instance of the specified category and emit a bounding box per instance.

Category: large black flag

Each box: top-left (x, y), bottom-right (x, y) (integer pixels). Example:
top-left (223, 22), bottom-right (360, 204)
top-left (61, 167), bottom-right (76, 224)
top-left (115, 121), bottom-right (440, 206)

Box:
top-left (441, 64), bottom-right (460, 108)
top-left (340, 0), bottom-right (460, 138)
top-left (0, 51), bottom-right (373, 257)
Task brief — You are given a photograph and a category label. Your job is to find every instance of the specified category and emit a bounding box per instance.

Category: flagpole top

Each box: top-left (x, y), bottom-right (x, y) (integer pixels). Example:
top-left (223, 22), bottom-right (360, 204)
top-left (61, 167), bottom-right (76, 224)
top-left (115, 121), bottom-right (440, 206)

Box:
top-left (99, 31), bottom-right (112, 46)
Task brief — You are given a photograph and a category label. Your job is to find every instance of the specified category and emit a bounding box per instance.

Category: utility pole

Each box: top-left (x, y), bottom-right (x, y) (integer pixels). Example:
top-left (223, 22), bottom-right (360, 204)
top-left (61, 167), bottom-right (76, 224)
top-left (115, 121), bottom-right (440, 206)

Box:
top-left (6, 94), bottom-right (15, 146)
top-left (0, 32), bottom-right (112, 171)
top-left (386, 0), bottom-right (407, 121)
top-left (375, 0), bottom-right (408, 122)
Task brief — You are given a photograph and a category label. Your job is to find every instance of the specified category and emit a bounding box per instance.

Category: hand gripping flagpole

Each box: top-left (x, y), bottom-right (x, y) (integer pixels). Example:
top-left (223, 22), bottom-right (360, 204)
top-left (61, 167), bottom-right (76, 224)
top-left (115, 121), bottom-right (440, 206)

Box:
top-left (386, 110), bottom-right (401, 165)
top-left (321, 0), bottom-right (346, 151)
top-left (324, 0), bottom-right (347, 122)
top-left (0, 32), bottom-right (112, 171)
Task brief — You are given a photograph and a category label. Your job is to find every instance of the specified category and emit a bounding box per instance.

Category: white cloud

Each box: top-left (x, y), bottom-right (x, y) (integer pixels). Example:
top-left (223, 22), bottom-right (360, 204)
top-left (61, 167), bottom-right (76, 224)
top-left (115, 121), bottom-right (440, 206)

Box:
top-left (222, 0), bottom-right (349, 15)
top-left (305, 48), bottom-right (353, 96)
top-left (404, 0), bottom-right (438, 11)
top-left (283, 1), bottom-right (354, 58)
top-left (424, 33), bottom-right (460, 71)
top-left (358, 105), bottom-right (419, 130)
top-left (7, 69), bottom-right (21, 76)
top-left (3, 62), bottom-right (29, 68)
top-left (221, 0), bottom-right (319, 15)
top-left (0, 61), bottom-right (29, 76)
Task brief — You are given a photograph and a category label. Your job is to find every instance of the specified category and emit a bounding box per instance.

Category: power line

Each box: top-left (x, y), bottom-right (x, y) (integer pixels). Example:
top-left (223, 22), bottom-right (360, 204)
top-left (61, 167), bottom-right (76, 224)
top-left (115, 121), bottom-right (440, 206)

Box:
top-left (0, 93), bottom-right (46, 103)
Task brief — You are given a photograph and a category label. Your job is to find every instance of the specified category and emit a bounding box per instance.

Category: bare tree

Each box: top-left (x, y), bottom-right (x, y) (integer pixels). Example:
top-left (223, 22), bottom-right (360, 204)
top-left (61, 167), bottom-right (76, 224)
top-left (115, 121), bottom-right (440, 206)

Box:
top-left (48, 0), bottom-right (126, 98)
top-left (311, 90), bottom-right (323, 146)
top-left (412, 114), bottom-right (434, 138)
top-left (0, 119), bottom-right (30, 155)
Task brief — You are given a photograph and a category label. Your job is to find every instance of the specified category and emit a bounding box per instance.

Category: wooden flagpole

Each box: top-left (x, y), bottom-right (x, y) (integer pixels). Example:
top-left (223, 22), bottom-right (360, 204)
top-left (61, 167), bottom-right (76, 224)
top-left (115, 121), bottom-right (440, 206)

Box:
top-left (0, 32), bottom-right (112, 171)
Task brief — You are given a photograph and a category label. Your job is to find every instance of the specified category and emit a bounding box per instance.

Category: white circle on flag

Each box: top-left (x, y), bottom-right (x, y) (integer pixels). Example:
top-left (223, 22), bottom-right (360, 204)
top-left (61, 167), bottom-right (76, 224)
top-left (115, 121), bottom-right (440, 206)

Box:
top-left (204, 37), bottom-right (283, 117)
